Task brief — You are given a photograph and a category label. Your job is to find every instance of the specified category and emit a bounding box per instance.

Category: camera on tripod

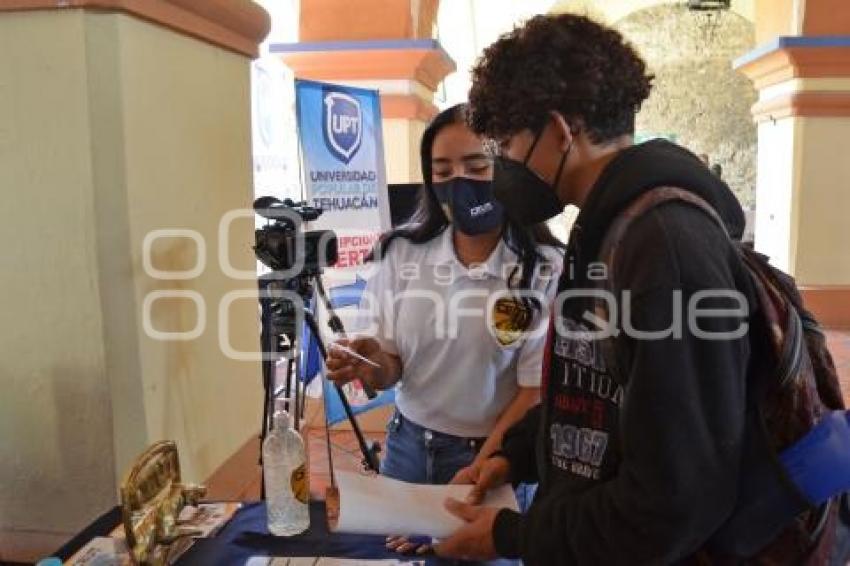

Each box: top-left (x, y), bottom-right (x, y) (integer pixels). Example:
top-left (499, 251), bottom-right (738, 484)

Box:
top-left (253, 196), bottom-right (338, 274)
top-left (251, 195), bottom-right (381, 479)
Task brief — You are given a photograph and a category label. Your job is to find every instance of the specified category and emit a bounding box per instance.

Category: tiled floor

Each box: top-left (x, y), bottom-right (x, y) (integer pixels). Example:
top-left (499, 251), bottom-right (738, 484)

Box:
top-left (239, 329), bottom-right (850, 502)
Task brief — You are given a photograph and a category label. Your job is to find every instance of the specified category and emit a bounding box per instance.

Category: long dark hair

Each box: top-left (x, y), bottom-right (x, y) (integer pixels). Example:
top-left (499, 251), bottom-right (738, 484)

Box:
top-left (371, 104), bottom-right (564, 305)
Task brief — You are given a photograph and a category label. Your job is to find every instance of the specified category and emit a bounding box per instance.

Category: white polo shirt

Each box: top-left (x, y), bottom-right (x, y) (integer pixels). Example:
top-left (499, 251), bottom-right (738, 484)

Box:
top-left (355, 228), bottom-right (562, 438)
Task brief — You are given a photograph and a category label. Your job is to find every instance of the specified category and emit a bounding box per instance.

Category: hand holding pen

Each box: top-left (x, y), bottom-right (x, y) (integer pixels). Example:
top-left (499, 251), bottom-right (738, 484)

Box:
top-left (326, 337), bottom-right (401, 393)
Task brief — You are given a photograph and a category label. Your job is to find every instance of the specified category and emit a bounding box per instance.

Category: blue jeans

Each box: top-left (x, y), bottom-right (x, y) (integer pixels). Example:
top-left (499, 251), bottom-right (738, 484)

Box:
top-left (381, 410), bottom-right (534, 565)
top-left (381, 409), bottom-right (483, 485)
top-left (381, 410), bottom-right (537, 508)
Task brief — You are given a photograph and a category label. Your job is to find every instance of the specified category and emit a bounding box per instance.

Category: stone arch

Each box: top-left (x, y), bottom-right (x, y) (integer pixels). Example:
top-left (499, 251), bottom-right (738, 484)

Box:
top-left (551, 0), bottom-right (755, 26)
top-left (616, 3), bottom-right (758, 205)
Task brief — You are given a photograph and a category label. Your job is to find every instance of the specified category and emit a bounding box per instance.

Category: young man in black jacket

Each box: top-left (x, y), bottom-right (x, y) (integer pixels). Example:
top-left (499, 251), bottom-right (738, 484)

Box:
top-left (435, 14), bottom-right (764, 565)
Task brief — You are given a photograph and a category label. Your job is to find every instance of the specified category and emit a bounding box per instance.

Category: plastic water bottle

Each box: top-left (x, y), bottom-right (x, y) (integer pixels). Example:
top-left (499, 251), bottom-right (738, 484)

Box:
top-left (263, 399), bottom-right (310, 535)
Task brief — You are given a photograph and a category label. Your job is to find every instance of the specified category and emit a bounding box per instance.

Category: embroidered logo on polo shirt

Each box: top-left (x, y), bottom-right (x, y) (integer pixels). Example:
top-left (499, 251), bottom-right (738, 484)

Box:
top-left (492, 296), bottom-right (533, 345)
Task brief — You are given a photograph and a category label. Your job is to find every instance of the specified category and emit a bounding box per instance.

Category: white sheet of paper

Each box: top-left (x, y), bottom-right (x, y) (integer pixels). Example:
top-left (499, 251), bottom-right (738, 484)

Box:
top-left (330, 471), bottom-right (519, 539)
top-left (269, 559), bottom-right (425, 566)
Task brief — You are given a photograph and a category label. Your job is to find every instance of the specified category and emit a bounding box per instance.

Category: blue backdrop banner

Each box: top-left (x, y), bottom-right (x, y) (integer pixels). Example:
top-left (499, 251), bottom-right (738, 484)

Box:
top-left (294, 79), bottom-right (394, 424)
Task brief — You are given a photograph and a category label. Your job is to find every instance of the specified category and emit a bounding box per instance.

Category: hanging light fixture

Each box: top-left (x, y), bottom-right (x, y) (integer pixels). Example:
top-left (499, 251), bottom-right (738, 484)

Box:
top-left (686, 0), bottom-right (731, 10)
top-left (686, 0), bottom-right (731, 41)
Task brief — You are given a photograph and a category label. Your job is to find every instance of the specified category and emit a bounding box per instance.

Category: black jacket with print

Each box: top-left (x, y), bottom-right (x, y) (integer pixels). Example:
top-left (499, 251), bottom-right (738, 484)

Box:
top-left (491, 140), bottom-right (760, 565)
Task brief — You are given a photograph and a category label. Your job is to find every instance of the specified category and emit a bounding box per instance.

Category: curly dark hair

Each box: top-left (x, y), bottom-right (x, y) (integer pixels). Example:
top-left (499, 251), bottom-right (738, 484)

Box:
top-left (468, 14), bottom-right (653, 143)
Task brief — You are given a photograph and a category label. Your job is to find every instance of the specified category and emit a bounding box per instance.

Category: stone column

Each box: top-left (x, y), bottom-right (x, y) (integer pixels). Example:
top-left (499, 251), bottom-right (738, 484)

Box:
top-left (0, 2), bottom-right (268, 560)
top-left (736, 0), bottom-right (850, 328)
top-left (273, 0), bottom-right (455, 185)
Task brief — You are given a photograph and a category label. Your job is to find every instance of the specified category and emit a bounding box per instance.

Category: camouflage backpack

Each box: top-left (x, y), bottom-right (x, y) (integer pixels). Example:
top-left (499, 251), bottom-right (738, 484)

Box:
top-left (596, 186), bottom-right (846, 565)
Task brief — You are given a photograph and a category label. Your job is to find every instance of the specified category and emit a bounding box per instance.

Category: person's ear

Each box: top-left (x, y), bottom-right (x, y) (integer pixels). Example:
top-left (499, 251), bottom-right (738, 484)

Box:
top-left (549, 111), bottom-right (574, 152)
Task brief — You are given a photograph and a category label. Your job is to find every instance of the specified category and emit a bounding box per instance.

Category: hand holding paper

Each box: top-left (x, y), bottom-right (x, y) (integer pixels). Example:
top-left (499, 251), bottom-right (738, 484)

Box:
top-left (327, 471), bottom-right (518, 539)
top-left (434, 498), bottom-right (501, 561)
top-left (450, 455), bottom-right (512, 504)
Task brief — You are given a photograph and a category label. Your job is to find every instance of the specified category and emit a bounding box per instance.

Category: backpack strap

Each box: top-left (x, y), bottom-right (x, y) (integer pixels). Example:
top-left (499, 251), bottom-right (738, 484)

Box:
top-left (597, 186), bottom-right (728, 281)
top-left (592, 187), bottom-right (731, 381)
top-left (594, 185), bottom-right (801, 401)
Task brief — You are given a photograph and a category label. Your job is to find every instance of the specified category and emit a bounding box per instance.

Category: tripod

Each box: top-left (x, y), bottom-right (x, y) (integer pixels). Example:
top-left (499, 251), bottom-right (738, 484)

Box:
top-left (258, 270), bottom-right (381, 499)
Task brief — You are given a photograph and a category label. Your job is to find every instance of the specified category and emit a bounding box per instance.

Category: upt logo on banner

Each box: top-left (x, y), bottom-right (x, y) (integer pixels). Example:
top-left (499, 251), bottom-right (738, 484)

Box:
top-left (323, 90), bottom-right (362, 164)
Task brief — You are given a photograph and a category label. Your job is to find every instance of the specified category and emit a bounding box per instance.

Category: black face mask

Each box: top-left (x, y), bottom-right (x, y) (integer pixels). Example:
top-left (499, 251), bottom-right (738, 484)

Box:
top-left (492, 131), bottom-right (569, 226)
top-left (432, 177), bottom-right (505, 235)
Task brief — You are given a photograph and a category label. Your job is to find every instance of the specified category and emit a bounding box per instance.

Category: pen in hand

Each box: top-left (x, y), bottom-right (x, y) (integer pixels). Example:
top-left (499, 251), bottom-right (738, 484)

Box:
top-left (329, 341), bottom-right (381, 369)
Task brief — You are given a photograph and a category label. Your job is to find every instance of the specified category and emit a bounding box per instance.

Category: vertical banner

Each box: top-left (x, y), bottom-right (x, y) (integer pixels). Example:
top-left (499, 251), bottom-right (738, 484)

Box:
top-left (294, 79), bottom-right (394, 421)
top-left (295, 79), bottom-right (391, 264)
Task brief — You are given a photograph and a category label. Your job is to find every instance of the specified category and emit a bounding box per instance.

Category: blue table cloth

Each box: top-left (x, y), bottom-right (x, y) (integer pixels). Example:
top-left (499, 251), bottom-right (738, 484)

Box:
top-left (56, 501), bottom-right (444, 565)
top-left (181, 501), bottom-right (431, 565)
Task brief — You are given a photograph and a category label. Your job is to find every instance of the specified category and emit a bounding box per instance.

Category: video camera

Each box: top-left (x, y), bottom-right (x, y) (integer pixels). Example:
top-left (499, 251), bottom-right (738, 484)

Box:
top-left (253, 196), bottom-right (338, 274)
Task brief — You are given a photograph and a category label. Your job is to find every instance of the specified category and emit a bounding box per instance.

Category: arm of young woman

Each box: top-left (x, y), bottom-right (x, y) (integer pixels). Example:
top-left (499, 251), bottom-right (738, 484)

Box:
top-left (473, 386), bottom-right (540, 464)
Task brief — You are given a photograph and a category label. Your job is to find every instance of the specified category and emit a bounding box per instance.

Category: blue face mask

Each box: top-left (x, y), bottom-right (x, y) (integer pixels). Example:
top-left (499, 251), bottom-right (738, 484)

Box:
top-left (432, 177), bottom-right (505, 235)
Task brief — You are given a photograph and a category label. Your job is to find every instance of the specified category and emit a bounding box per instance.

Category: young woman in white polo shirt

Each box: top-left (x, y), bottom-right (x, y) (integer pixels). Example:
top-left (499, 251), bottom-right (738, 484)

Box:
top-left (327, 104), bottom-right (562, 549)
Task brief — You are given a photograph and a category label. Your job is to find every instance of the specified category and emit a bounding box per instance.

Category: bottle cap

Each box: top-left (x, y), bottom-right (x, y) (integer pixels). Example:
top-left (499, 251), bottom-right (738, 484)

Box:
top-left (273, 398), bottom-right (292, 428)
top-left (274, 397), bottom-right (290, 413)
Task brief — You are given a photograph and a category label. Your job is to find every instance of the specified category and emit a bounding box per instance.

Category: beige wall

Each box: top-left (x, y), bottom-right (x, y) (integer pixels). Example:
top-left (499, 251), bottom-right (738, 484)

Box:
top-left (0, 9), bottom-right (262, 561)
top-left (793, 117), bottom-right (850, 284)
top-left (752, 114), bottom-right (850, 286)
top-left (383, 118), bottom-right (427, 185)
top-left (112, 12), bottom-right (262, 483)
top-left (755, 0), bottom-right (796, 43)
top-left (753, 118), bottom-right (799, 274)
top-left (0, 11), bottom-right (118, 558)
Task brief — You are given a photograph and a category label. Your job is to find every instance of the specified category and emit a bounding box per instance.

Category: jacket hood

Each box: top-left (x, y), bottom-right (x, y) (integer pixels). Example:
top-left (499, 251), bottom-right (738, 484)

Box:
top-left (573, 139), bottom-right (745, 265)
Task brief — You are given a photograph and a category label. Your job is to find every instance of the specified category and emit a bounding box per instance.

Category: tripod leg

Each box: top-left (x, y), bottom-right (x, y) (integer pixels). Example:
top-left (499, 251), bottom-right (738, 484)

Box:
top-left (332, 383), bottom-right (380, 472)
top-left (299, 369), bottom-right (309, 430)
top-left (259, 319), bottom-right (273, 500)
top-left (313, 277), bottom-right (378, 400)
top-left (293, 352), bottom-right (301, 432)
top-left (284, 356), bottom-right (293, 414)
top-left (304, 309), bottom-right (380, 473)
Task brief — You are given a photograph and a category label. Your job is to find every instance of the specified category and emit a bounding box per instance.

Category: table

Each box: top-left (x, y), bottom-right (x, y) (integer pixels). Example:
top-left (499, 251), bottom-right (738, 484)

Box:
top-left (55, 501), bottom-right (442, 565)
